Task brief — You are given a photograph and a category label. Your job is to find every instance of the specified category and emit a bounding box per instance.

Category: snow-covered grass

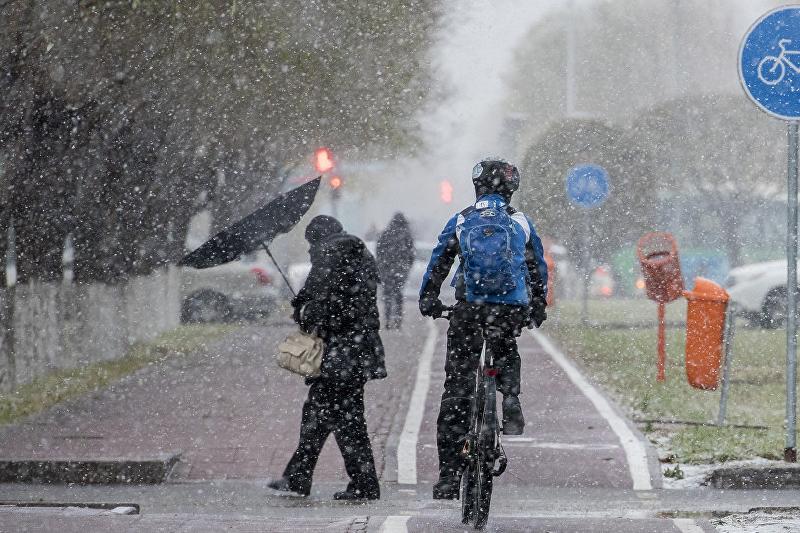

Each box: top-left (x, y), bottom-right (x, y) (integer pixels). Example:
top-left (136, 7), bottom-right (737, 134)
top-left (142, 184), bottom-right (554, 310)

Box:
top-left (713, 508), bottom-right (800, 533)
top-left (547, 298), bottom-right (798, 464)
top-left (0, 324), bottom-right (237, 426)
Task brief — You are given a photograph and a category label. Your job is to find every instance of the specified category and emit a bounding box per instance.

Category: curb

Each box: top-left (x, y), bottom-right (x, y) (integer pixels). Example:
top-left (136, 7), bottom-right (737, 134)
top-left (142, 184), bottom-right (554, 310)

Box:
top-left (0, 453), bottom-right (180, 484)
top-left (709, 466), bottom-right (800, 489)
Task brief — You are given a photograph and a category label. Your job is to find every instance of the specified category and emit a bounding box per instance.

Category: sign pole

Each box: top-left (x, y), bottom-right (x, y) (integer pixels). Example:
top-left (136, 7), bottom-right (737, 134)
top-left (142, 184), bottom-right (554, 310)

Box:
top-left (739, 5), bottom-right (800, 462)
top-left (657, 302), bottom-right (666, 382)
top-left (787, 121), bottom-right (798, 462)
top-left (581, 209), bottom-right (590, 326)
top-left (565, 163), bottom-right (609, 328)
top-left (718, 305), bottom-right (736, 426)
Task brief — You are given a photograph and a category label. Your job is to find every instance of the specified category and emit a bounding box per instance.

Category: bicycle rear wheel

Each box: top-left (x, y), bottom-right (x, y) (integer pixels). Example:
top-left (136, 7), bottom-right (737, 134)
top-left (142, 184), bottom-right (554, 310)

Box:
top-left (460, 459), bottom-right (476, 524)
top-left (473, 376), bottom-right (497, 530)
top-left (473, 456), bottom-right (493, 530)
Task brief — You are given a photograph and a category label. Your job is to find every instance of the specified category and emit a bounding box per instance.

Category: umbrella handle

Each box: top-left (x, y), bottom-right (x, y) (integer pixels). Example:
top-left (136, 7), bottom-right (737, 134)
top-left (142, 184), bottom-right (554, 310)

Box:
top-left (262, 243), bottom-right (297, 299)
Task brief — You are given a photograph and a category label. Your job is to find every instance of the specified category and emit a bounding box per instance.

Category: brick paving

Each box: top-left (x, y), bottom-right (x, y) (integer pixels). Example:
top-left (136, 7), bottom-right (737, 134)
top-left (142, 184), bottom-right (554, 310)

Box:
top-left (0, 314), bottom-right (427, 486)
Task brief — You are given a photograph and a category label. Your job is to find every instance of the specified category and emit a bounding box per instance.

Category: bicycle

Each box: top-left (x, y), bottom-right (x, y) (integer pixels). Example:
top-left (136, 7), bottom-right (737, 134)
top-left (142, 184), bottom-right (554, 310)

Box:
top-left (437, 307), bottom-right (507, 530)
top-left (758, 38), bottom-right (800, 85)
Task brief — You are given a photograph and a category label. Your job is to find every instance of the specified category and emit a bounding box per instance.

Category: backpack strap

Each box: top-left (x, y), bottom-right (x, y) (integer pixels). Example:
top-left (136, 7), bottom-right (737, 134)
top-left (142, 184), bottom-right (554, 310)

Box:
top-left (455, 206), bottom-right (474, 240)
top-left (505, 205), bottom-right (531, 242)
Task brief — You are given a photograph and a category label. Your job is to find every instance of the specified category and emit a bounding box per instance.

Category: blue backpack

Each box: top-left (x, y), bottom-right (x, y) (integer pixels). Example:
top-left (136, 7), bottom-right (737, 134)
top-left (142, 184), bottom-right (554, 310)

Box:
top-left (458, 200), bottom-right (528, 303)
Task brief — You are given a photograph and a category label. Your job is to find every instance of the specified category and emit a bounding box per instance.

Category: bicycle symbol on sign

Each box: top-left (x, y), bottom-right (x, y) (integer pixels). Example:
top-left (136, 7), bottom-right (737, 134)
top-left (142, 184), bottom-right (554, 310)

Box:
top-left (758, 39), bottom-right (800, 85)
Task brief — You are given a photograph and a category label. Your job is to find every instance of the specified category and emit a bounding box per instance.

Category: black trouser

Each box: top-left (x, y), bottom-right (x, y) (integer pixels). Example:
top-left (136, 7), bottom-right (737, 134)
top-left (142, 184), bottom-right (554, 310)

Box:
top-left (436, 302), bottom-right (527, 479)
top-left (283, 379), bottom-right (379, 497)
top-left (382, 282), bottom-right (405, 328)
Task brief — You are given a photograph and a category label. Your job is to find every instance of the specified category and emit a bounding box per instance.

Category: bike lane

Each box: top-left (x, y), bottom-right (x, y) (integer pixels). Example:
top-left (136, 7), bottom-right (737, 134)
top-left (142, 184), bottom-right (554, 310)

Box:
top-left (398, 322), bottom-right (700, 532)
top-left (414, 323), bottom-right (652, 489)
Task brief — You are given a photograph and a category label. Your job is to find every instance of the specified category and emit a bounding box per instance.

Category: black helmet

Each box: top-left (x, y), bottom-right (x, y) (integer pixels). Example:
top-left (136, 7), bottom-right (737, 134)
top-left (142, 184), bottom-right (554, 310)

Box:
top-left (471, 158), bottom-right (520, 200)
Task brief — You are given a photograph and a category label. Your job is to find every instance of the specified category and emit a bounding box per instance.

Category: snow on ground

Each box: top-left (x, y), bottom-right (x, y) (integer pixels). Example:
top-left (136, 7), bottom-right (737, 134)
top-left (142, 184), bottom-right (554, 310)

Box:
top-left (661, 457), bottom-right (791, 489)
top-left (713, 510), bottom-right (800, 533)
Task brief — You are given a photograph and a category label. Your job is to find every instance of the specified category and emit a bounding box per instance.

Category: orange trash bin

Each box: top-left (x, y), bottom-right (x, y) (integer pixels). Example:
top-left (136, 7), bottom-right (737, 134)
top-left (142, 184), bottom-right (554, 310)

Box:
top-left (683, 277), bottom-right (729, 390)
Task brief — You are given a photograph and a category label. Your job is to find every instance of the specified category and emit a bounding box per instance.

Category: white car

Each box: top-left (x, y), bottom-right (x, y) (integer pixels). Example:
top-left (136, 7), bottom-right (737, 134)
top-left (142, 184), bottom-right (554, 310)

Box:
top-left (726, 259), bottom-right (790, 328)
top-left (180, 249), bottom-right (280, 323)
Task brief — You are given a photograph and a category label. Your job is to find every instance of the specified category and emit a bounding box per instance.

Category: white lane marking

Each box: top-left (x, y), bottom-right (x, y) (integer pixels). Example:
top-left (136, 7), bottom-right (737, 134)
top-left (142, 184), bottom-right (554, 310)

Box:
top-left (397, 320), bottom-right (438, 485)
top-left (380, 515), bottom-right (410, 533)
top-left (672, 518), bottom-right (705, 533)
top-left (530, 329), bottom-right (653, 491)
top-left (501, 438), bottom-right (620, 450)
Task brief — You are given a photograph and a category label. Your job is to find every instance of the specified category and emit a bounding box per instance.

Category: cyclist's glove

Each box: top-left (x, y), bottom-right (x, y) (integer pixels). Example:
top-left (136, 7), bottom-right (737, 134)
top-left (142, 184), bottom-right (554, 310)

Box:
top-left (419, 297), bottom-right (446, 318)
top-left (529, 298), bottom-right (547, 328)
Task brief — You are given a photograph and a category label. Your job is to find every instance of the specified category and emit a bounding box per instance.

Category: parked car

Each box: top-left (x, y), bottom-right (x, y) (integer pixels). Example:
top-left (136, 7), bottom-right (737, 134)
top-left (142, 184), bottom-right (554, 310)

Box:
top-left (725, 259), bottom-right (789, 328)
top-left (180, 249), bottom-right (280, 323)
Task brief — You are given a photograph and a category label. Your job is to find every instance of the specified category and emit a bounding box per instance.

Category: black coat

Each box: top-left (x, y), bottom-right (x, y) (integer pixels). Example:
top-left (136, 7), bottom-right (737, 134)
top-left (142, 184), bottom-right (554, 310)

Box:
top-left (376, 214), bottom-right (415, 287)
top-left (292, 232), bottom-right (387, 383)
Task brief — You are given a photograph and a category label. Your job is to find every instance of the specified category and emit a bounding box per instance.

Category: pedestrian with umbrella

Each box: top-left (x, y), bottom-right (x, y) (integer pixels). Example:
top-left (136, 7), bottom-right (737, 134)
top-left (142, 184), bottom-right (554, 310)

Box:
top-left (376, 212), bottom-right (415, 329)
top-left (181, 179), bottom-right (385, 500)
top-left (268, 215), bottom-right (385, 500)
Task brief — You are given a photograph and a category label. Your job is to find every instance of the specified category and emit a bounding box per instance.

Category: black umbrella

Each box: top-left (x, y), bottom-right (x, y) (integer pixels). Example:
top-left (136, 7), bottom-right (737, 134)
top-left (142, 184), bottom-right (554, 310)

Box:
top-left (179, 177), bottom-right (321, 296)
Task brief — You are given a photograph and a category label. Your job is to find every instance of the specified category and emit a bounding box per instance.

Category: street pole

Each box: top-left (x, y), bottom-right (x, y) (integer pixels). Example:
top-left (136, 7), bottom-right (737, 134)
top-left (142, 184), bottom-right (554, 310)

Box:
top-left (786, 121), bottom-right (798, 463)
top-left (718, 306), bottom-right (736, 426)
top-left (656, 302), bottom-right (666, 382)
top-left (566, 0), bottom-right (576, 118)
top-left (581, 209), bottom-right (590, 326)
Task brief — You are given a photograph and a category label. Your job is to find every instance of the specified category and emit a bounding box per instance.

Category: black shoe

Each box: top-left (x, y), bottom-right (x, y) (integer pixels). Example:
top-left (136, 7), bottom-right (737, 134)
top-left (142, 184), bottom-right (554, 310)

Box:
top-left (502, 395), bottom-right (525, 435)
top-left (333, 487), bottom-right (379, 501)
top-left (267, 477), bottom-right (309, 497)
top-left (432, 476), bottom-right (460, 500)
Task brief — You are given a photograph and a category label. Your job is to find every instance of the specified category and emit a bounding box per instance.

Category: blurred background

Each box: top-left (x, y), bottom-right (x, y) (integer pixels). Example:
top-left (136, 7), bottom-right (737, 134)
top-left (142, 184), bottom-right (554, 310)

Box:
top-left (0, 0), bottom-right (794, 388)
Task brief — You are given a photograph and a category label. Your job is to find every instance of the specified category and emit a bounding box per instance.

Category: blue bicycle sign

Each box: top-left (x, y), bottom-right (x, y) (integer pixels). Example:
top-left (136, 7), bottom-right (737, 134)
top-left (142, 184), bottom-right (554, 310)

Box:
top-left (758, 39), bottom-right (800, 86)
top-left (566, 164), bottom-right (609, 209)
top-left (740, 6), bottom-right (800, 120)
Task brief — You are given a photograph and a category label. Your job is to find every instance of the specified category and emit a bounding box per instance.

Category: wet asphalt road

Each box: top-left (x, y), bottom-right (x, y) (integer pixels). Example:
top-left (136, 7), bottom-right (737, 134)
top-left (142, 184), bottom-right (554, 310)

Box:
top-left (0, 305), bottom-right (794, 531)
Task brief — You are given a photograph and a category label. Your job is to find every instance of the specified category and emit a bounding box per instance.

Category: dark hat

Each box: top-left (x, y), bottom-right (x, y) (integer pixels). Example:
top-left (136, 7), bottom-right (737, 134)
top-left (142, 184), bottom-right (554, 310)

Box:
top-left (305, 215), bottom-right (343, 244)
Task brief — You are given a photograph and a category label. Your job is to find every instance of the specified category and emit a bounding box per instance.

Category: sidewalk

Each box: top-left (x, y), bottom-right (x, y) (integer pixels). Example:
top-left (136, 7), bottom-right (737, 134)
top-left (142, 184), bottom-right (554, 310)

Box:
top-left (0, 318), bottom-right (426, 485)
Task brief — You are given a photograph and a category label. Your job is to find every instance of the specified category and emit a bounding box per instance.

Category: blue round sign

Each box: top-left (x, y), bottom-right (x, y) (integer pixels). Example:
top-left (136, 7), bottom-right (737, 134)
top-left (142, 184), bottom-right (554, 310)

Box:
top-left (740, 6), bottom-right (800, 120)
top-left (566, 164), bottom-right (609, 208)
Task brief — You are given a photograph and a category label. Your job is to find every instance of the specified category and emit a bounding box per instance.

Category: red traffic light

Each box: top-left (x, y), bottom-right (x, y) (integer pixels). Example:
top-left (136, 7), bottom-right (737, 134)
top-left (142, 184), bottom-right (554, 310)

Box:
top-left (330, 176), bottom-right (343, 189)
top-left (440, 179), bottom-right (453, 203)
top-left (314, 147), bottom-right (335, 173)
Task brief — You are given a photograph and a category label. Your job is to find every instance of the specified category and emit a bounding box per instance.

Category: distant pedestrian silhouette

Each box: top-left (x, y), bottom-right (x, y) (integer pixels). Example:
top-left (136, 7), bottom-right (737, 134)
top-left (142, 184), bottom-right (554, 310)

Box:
top-left (376, 213), bottom-right (415, 329)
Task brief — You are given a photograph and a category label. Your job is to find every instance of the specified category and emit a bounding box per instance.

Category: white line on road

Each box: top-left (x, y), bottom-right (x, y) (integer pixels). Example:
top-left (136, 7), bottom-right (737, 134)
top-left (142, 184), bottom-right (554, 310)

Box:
top-left (397, 320), bottom-right (438, 485)
top-left (380, 515), bottom-right (410, 533)
top-left (530, 329), bottom-right (653, 491)
top-left (672, 518), bottom-right (705, 533)
top-left (501, 437), bottom-right (620, 450)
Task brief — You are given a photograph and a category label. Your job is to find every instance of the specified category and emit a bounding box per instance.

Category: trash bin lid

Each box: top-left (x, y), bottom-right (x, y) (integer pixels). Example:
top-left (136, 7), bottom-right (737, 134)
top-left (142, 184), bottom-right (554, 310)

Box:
top-left (683, 277), bottom-right (729, 302)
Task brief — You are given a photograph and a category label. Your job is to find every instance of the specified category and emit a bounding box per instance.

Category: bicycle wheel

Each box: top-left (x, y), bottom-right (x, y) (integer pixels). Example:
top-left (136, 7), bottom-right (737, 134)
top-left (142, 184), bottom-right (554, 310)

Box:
top-left (460, 458), bottom-right (476, 524)
top-left (758, 56), bottom-right (785, 85)
top-left (473, 456), bottom-right (494, 530)
top-left (461, 364), bottom-right (486, 526)
top-left (473, 376), bottom-right (497, 530)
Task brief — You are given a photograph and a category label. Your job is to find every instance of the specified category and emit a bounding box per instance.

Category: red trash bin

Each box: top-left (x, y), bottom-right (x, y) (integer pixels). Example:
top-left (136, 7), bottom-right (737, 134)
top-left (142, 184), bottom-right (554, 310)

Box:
top-left (683, 277), bottom-right (729, 390)
top-left (637, 232), bottom-right (684, 382)
top-left (637, 232), bottom-right (684, 303)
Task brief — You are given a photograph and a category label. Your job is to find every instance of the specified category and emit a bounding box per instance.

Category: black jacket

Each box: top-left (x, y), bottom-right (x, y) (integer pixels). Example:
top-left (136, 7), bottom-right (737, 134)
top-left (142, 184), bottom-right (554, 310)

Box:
top-left (376, 214), bottom-right (415, 287)
top-left (292, 231), bottom-right (387, 383)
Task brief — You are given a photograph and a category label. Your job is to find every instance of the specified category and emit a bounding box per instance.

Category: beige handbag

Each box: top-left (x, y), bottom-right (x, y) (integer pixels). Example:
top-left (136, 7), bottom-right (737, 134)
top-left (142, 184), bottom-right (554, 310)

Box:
top-left (276, 330), bottom-right (323, 378)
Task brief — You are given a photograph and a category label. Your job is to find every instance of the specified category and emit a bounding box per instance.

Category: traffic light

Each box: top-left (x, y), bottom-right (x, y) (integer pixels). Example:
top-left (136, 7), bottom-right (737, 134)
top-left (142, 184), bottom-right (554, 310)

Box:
top-left (329, 175), bottom-right (343, 201)
top-left (314, 147), bottom-right (335, 173)
top-left (440, 179), bottom-right (453, 203)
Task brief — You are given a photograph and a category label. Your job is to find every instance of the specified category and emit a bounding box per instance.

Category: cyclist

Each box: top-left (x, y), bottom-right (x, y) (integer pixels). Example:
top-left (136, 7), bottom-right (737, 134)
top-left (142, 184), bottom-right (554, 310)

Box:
top-left (419, 158), bottom-right (548, 500)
